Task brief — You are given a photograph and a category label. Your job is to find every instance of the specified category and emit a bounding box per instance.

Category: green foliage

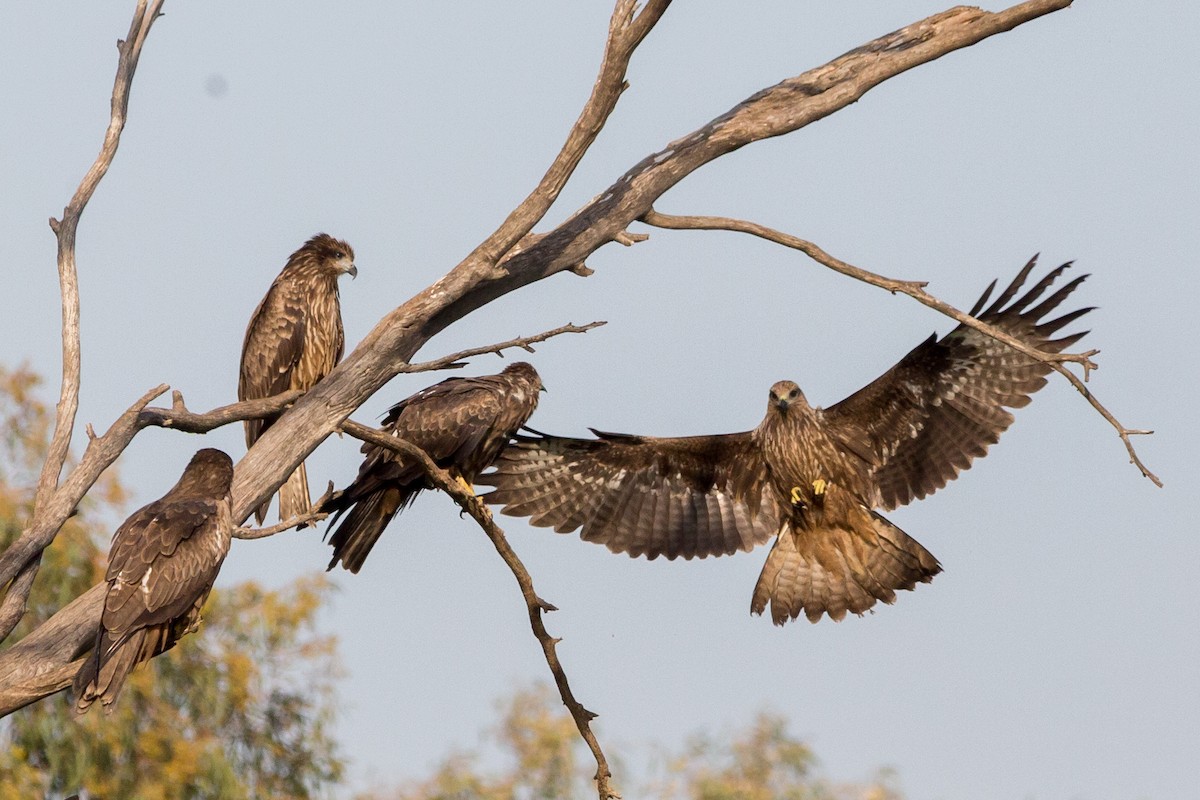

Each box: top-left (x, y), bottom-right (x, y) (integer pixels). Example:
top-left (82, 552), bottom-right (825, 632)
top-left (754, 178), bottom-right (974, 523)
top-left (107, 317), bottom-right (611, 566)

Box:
top-left (0, 365), bottom-right (345, 799)
top-left (379, 683), bottom-right (590, 800)
top-left (363, 681), bottom-right (904, 800)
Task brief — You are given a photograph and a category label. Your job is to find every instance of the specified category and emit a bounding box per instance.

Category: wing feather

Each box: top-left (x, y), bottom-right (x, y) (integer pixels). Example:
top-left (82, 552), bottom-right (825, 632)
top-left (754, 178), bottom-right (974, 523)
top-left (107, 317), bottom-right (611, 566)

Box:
top-left (823, 258), bottom-right (1091, 510)
top-left (481, 430), bottom-right (780, 559)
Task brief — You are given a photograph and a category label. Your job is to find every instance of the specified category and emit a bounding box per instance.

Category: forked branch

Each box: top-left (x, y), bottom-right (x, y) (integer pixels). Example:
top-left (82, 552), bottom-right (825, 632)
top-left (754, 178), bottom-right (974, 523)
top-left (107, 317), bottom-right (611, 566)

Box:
top-left (339, 421), bottom-right (620, 800)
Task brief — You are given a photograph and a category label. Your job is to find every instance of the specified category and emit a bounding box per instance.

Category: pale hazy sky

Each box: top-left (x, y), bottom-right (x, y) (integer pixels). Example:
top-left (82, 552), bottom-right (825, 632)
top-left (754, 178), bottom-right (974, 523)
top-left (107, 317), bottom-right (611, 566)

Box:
top-left (3, 2), bottom-right (1197, 799)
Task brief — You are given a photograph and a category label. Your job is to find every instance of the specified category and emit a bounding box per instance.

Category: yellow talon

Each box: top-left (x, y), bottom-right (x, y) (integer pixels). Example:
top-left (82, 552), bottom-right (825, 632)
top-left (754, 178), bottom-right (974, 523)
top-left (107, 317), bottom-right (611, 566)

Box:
top-left (812, 478), bottom-right (827, 496)
top-left (790, 486), bottom-right (804, 505)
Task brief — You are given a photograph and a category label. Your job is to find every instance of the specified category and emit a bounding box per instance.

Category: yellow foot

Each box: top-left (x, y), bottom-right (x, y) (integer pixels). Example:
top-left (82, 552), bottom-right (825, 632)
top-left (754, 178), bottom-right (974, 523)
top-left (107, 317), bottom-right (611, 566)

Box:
top-left (812, 478), bottom-right (827, 497)
top-left (790, 486), bottom-right (805, 506)
top-left (454, 474), bottom-right (476, 496)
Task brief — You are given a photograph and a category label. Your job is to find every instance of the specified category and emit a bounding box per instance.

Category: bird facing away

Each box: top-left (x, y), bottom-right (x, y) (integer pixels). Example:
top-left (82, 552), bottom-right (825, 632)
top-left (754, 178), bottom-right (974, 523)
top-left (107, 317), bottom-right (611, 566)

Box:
top-left (480, 259), bottom-right (1092, 625)
top-left (239, 233), bottom-right (356, 524)
top-left (325, 361), bottom-right (545, 573)
top-left (74, 448), bottom-right (234, 713)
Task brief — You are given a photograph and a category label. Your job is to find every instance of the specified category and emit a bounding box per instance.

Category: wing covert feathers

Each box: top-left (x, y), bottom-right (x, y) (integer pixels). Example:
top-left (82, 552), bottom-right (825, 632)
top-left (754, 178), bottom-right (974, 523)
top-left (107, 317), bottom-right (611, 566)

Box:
top-left (75, 449), bottom-right (232, 712)
top-left (824, 257), bottom-right (1091, 510)
top-left (480, 431), bottom-right (780, 560)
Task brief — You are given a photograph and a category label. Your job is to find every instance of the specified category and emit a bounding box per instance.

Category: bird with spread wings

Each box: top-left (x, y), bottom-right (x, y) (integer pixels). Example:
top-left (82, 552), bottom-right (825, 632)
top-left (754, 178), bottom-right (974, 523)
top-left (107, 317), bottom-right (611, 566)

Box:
top-left (325, 361), bottom-right (544, 573)
top-left (480, 259), bottom-right (1091, 625)
top-left (74, 448), bottom-right (234, 712)
top-left (239, 233), bottom-right (356, 524)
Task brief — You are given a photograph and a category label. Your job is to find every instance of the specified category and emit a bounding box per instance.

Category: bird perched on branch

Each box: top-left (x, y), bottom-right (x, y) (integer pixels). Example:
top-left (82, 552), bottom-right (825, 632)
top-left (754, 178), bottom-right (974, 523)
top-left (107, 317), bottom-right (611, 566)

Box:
top-left (74, 448), bottom-right (234, 713)
top-left (325, 361), bottom-right (544, 573)
top-left (239, 233), bottom-right (356, 524)
top-left (480, 259), bottom-right (1092, 625)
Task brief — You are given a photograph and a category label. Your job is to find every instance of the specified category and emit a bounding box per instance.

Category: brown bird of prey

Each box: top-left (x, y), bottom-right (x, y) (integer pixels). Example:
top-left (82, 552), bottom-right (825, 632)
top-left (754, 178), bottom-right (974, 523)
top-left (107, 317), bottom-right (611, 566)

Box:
top-left (480, 259), bottom-right (1091, 625)
top-left (239, 233), bottom-right (356, 523)
top-left (74, 448), bottom-right (234, 712)
top-left (326, 361), bottom-right (544, 573)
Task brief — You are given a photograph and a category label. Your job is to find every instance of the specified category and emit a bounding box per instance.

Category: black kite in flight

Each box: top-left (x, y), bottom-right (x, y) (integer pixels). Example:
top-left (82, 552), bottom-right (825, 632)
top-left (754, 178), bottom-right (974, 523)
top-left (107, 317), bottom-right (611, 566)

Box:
top-left (239, 233), bottom-right (356, 523)
top-left (326, 361), bottom-right (544, 573)
top-left (480, 260), bottom-right (1091, 625)
top-left (74, 448), bottom-right (234, 712)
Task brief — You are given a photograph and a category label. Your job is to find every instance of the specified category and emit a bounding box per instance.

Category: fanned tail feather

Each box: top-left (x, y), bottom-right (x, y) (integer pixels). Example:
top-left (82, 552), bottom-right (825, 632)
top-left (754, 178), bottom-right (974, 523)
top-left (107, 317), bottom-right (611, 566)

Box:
top-left (750, 513), bottom-right (941, 626)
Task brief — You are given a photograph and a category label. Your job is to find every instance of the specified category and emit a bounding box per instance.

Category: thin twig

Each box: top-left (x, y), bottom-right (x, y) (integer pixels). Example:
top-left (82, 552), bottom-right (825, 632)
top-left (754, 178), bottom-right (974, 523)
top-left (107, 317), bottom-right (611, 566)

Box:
top-left (402, 321), bottom-right (607, 374)
top-left (234, 482), bottom-right (334, 539)
top-left (339, 420), bottom-right (620, 800)
top-left (640, 208), bottom-right (1161, 487)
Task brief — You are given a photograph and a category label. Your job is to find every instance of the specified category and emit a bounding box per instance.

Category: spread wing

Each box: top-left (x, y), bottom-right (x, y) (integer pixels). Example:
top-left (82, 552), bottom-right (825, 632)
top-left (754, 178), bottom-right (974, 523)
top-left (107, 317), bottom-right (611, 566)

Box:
top-left (823, 258), bottom-right (1091, 510)
top-left (238, 281), bottom-right (308, 446)
top-left (103, 496), bottom-right (229, 641)
top-left (480, 430), bottom-right (780, 560)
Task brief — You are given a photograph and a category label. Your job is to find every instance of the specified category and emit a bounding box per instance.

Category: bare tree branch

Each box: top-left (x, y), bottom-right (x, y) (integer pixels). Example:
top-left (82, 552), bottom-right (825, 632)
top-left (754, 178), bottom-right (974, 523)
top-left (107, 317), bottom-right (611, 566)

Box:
top-left (639, 208), bottom-right (1161, 487)
top-left (340, 421), bottom-right (620, 800)
top-left (233, 482), bottom-right (334, 539)
top-left (466, 0), bottom-right (672, 271)
top-left (37, 0), bottom-right (164, 514)
top-left (3, 0), bottom-right (167, 647)
top-left (402, 321), bottom-right (607, 374)
top-left (137, 389), bottom-right (304, 433)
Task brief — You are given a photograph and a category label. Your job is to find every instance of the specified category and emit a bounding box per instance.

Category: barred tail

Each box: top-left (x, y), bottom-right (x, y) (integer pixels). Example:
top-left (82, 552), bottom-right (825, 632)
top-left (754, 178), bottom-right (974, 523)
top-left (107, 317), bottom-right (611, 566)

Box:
top-left (751, 512), bottom-right (941, 625)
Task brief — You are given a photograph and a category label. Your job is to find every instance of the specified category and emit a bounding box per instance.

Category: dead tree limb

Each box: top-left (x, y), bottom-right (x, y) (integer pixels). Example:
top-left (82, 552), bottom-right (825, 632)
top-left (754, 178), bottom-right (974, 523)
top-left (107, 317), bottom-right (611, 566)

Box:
top-left (0, 0), bottom-right (166, 644)
top-left (339, 421), bottom-right (620, 800)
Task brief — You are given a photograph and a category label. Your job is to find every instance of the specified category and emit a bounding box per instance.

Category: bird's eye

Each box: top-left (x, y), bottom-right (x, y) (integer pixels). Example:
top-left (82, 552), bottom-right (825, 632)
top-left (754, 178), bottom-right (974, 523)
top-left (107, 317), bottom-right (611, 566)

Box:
top-left (333, 251), bottom-right (345, 259)
top-left (788, 388), bottom-right (799, 398)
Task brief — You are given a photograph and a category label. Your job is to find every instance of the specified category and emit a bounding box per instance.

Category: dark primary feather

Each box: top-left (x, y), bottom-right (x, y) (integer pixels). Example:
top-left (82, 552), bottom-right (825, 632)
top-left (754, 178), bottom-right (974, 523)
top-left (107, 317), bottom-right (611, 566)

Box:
top-left (822, 256), bottom-right (1091, 510)
top-left (74, 449), bottom-right (234, 713)
top-left (326, 362), bottom-right (543, 573)
top-left (483, 259), bottom-right (1090, 626)
top-left (239, 233), bottom-right (355, 523)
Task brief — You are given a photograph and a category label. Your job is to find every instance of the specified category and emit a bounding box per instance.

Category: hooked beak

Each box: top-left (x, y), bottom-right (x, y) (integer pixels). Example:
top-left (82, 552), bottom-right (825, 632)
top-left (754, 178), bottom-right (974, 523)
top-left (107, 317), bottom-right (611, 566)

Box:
top-left (346, 264), bottom-right (358, 279)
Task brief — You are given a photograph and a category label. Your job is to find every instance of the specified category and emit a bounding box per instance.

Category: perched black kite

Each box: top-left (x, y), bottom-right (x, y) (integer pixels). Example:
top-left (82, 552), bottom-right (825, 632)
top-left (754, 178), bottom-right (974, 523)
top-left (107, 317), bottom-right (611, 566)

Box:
top-left (239, 233), bottom-right (356, 523)
top-left (74, 448), bottom-right (234, 712)
top-left (481, 260), bottom-right (1091, 625)
top-left (326, 361), bottom-right (544, 573)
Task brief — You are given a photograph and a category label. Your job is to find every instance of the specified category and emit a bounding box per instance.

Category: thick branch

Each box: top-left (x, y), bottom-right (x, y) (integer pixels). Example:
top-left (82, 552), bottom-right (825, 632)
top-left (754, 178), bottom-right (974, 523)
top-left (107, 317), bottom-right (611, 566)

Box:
top-left (339, 422), bottom-right (619, 799)
top-left (640, 209), bottom-right (1161, 487)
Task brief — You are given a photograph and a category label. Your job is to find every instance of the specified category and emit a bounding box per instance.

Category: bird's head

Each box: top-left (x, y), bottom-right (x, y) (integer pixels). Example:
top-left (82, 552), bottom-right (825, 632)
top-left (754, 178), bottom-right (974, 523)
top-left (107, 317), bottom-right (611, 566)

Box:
top-left (504, 361), bottom-right (546, 393)
top-left (768, 380), bottom-right (807, 414)
top-left (299, 233), bottom-right (357, 279)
